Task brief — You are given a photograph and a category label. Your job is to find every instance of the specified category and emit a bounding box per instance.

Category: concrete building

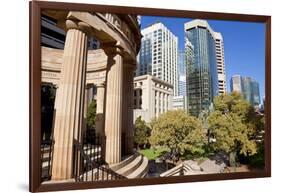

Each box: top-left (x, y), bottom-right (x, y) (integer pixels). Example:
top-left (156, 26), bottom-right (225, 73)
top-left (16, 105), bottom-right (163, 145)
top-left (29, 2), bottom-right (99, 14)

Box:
top-left (137, 22), bottom-right (179, 96)
top-left (41, 14), bottom-right (65, 49)
top-left (133, 75), bottom-right (173, 123)
top-left (230, 75), bottom-right (243, 92)
top-left (214, 32), bottom-right (227, 94)
top-left (40, 10), bottom-right (148, 181)
top-left (230, 75), bottom-right (261, 107)
top-left (42, 14), bottom-right (100, 50)
top-left (184, 19), bottom-right (219, 116)
top-left (172, 96), bottom-right (187, 110)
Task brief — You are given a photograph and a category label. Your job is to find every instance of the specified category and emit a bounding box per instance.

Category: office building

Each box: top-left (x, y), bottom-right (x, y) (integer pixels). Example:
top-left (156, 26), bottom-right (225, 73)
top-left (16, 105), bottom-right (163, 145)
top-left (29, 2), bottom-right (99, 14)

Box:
top-left (184, 19), bottom-right (219, 116)
top-left (230, 75), bottom-right (243, 92)
top-left (172, 96), bottom-right (188, 110)
top-left (41, 14), bottom-right (100, 50)
top-left (137, 22), bottom-right (179, 96)
top-left (214, 32), bottom-right (227, 94)
top-left (230, 75), bottom-right (261, 107)
top-left (133, 75), bottom-right (173, 123)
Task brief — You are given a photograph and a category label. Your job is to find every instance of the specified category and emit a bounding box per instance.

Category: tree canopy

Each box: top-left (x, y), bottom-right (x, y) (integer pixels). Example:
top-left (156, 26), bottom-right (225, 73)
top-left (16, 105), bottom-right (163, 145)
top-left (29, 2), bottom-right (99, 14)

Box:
top-left (150, 110), bottom-right (205, 158)
top-left (208, 92), bottom-right (259, 157)
top-left (134, 116), bottom-right (151, 148)
top-left (86, 100), bottom-right (97, 129)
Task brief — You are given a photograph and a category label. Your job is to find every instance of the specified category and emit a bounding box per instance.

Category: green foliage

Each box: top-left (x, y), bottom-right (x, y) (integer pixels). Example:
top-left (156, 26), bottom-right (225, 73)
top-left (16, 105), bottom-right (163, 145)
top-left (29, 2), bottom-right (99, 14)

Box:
top-left (134, 116), bottom-right (151, 148)
top-left (150, 110), bottom-right (205, 158)
top-left (139, 147), bottom-right (169, 160)
top-left (86, 100), bottom-right (97, 129)
top-left (208, 92), bottom-right (260, 158)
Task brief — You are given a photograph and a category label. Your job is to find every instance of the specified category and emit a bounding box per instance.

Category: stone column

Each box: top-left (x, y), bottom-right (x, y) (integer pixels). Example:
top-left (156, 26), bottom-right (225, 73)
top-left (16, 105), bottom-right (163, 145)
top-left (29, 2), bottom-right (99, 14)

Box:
top-left (122, 64), bottom-right (135, 155)
top-left (87, 86), bottom-right (94, 106)
top-left (83, 86), bottom-right (89, 141)
top-left (160, 92), bottom-right (163, 114)
top-left (168, 93), bottom-right (172, 110)
top-left (95, 82), bottom-right (105, 136)
top-left (136, 88), bottom-right (140, 108)
top-left (164, 93), bottom-right (168, 112)
top-left (156, 91), bottom-right (159, 117)
top-left (51, 19), bottom-right (91, 180)
top-left (103, 45), bottom-right (124, 164)
top-left (95, 82), bottom-right (105, 160)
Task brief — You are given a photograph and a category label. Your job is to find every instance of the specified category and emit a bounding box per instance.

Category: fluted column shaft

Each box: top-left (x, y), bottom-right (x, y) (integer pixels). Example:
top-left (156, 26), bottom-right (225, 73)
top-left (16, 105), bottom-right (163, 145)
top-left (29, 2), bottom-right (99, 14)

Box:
top-left (156, 91), bottom-right (159, 117)
top-left (160, 92), bottom-right (163, 114)
top-left (95, 82), bottom-right (105, 160)
top-left (122, 65), bottom-right (135, 155)
top-left (164, 93), bottom-right (168, 112)
top-left (104, 47), bottom-right (124, 164)
top-left (168, 94), bottom-right (172, 110)
top-left (96, 83), bottom-right (105, 136)
top-left (51, 19), bottom-right (90, 180)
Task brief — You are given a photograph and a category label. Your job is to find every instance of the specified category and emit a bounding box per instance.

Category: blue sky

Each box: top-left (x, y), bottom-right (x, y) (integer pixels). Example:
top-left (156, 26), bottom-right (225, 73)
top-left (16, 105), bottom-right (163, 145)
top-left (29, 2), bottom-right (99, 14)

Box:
top-left (140, 16), bottom-right (266, 99)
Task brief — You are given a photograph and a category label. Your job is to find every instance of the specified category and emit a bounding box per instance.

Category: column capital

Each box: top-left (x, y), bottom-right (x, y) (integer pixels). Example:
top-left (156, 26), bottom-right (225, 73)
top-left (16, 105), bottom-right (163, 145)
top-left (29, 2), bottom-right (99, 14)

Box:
top-left (100, 42), bottom-right (126, 57)
top-left (65, 19), bottom-right (92, 35)
top-left (96, 82), bottom-right (105, 88)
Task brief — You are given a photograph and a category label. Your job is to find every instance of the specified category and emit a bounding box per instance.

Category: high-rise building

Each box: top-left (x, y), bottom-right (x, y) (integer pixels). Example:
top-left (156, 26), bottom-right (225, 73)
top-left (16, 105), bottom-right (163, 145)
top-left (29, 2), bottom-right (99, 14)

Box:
top-left (184, 19), bottom-right (219, 116)
top-left (41, 14), bottom-right (100, 50)
top-left (178, 50), bottom-right (186, 96)
top-left (137, 22), bottom-right (179, 96)
top-left (214, 32), bottom-right (227, 94)
top-left (230, 75), bottom-right (243, 92)
top-left (185, 38), bottom-right (195, 112)
top-left (230, 75), bottom-right (260, 107)
top-left (172, 96), bottom-right (188, 110)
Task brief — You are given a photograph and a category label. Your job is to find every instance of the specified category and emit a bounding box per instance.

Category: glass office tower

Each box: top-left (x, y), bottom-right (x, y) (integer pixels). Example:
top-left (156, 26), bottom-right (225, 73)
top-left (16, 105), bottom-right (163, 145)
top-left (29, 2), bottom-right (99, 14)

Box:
top-left (185, 20), bottom-right (219, 116)
top-left (230, 75), bottom-right (260, 107)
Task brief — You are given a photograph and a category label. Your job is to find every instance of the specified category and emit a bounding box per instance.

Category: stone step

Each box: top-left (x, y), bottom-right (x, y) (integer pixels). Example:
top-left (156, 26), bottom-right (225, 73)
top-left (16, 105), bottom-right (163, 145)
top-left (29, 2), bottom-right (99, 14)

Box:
top-left (127, 156), bottom-right (149, 179)
top-left (115, 155), bottom-right (143, 177)
top-left (80, 167), bottom-right (125, 181)
top-left (110, 153), bottom-right (139, 171)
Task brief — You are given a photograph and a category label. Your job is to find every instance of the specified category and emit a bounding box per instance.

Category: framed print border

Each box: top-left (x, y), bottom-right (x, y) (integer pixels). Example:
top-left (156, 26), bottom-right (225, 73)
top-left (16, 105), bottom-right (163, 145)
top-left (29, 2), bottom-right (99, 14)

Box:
top-left (30, 1), bottom-right (271, 192)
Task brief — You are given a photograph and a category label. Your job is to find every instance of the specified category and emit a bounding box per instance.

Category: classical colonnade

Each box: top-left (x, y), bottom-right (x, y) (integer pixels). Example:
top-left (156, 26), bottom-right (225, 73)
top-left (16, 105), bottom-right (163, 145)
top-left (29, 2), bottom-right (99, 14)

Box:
top-left (41, 11), bottom-right (141, 180)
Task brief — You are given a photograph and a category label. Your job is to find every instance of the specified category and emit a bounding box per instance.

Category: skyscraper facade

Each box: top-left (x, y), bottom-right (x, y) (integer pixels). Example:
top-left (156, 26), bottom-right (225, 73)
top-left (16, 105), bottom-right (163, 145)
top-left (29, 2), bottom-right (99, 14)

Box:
top-left (137, 22), bottom-right (179, 96)
top-left (230, 75), bottom-right (243, 92)
top-left (184, 19), bottom-right (219, 116)
top-left (178, 50), bottom-right (186, 96)
top-left (214, 32), bottom-right (227, 94)
top-left (41, 14), bottom-right (100, 50)
top-left (230, 75), bottom-right (260, 107)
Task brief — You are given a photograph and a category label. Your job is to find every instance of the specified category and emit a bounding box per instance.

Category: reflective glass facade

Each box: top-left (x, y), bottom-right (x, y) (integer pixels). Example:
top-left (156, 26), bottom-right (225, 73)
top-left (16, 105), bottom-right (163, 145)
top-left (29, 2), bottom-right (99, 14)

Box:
top-left (231, 76), bottom-right (260, 107)
top-left (185, 26), bottom-right (218, 116)
top-left (139, 37), bottom-right (152, 75)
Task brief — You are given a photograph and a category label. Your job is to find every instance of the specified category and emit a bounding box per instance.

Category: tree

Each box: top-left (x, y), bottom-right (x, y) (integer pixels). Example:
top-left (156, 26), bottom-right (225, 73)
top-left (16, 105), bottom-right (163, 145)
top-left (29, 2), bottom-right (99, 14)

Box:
top-left (86, 100), bottom-right (97, 129)
top-left (208, 92), bottom-right (259, 167)
top-left (150, 110), bottom-right (205, 160)
top-left (134, 116), bottom-right (151, 149)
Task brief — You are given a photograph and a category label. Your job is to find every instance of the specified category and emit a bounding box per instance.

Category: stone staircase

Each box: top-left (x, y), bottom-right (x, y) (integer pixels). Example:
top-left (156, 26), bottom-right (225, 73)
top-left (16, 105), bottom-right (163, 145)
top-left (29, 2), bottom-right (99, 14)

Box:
top-left (110, 152), bottom-right (149, 179)
top-left (79, 152), bottom-right (148, 181)
top-left (42, 143), bottom-right (149, 181)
